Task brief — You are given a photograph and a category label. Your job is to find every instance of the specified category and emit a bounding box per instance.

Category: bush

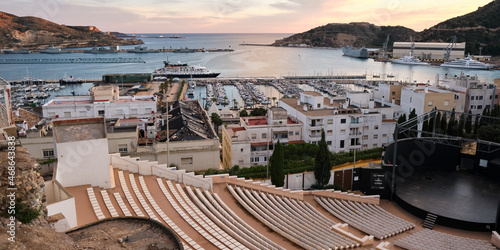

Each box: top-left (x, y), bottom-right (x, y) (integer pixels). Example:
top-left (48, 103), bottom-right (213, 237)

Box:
top-left (12, 199), bottom-right (43, 223)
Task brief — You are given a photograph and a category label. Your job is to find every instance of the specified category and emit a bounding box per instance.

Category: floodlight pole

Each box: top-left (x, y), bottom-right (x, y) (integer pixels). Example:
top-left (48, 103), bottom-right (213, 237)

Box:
top-left (391, 125), bottom-right (398, 201)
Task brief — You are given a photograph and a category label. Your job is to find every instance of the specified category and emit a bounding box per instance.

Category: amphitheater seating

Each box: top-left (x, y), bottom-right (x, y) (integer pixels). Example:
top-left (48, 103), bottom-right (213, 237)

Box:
top-left (228, 184), bottom-right (359, 249)
top-left (315, 196), bottom-right (414, 239)
top-left (117, 171), bottom-right (145, 217)
top-left (86, 187), bottom-right (105, 220)
top-left (100, 190), bottom-right (119, 217)
top-left (112, 193), bottom-right (132, 216)
top-left (186, 186), bottom-right (284, 250)
top-left (394, 229), bottom-right (497, 250)
top-left (128, 173), bottom-right (159, 221)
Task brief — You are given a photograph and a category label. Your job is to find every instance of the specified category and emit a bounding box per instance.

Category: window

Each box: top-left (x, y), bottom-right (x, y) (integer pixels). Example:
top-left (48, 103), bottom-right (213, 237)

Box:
top-left (490, 95), bottom-right (493, 100)
top-left (264, 156), bottom-right (267, 162)
top-left (327, 130), bottom-right (333, 136)
top-left (240, 148), bottom-right (243, 152)
top-left (364, 126), bottom-right (369, 131)
top-left (251, 146), bottom-right (257, 152)
top-left (63, 111), bottom-right (71, 118)
top-left (373, 144), bottom-right (378, 148)
top-left (251, 134), bottom-right (256, 139)
top-left (444, 100), bottom-right (449, 106)
top-left (374, 125), bottom-right (379, 130)
top-left (327, 141), bottom-right (332, 145)
top-left (98, 110), bottom-right (105, 116)
top-left (340, 140), bottom-right (345, 148)
top-left (317, 103), bottom-right (321, 108)
top-left (42, 149), bottom-right (54, 158)
top-left (181, 157), bottom-right (193, 165)
top-left (131, 109), bottom-right (137, 115)
top-left (238, 160), bottom-right (244, 165)
top-left (116, 109), bottom-right (124, 115)
top-left (383, 134), bottom-right (387, 138)
top-left (118, 144), bottom-right (128, 153)
top-left (262, 133), bottom-right (266, 139)
top-left (340, 129), bottom-right (346, 135)
top-left (327, 119), bottom-right (333, 124)
top-left (471, 105), bottom-right (476, 109)
top-left (476, 96), bottom-right (479, 100)
top-left (341, 119), bottom-right (346, 124)
top-left (392, 91), bottom-right (396, 96)
top-left (410, 97), bottom-right (412, 102)
top-left (427, 101), bottom-right (433, 106)
top-left (295, 131), bottom-right (300, 135)
top-left (470, 96), bottom-right (474, 100)
top-left (145, 108), bottom-right (152, 114)
top-left (479, 96), bottom-right (483, 100)
top-left (363, 135), bottom-right (368, 140)
top-left (477, 105), bottom-right (483, 110)
top-left (289, 131), bottom-right (293, 136)
top-left (48, 112), bottom-right (56, 118)
top-left (373, 134), bottom-right (378, 139)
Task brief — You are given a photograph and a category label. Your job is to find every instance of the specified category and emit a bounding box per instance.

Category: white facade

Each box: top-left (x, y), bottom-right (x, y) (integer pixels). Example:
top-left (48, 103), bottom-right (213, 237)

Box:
top-left (45, 180), bottom-right (77, 229)
top-left (393, 42), bottom-right (466, 60)
top-left (42, 95), bottom-right (157, 119)
top-left (279, 91), bottom-right (393, 153)
top-left (400, 86), bottom-right (457, 116)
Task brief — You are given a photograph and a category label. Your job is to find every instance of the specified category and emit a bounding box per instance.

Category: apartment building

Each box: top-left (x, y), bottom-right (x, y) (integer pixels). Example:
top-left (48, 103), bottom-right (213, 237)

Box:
top-left (222, 107), bottom-right (303, 168)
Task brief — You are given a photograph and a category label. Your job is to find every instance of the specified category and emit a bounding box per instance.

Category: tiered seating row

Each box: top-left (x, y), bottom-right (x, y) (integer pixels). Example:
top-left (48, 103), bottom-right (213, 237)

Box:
top-left (228, 184), bottom-right (358, 249)
top-left (86, 187), bottom-right (106, 220)
top-left (137, 176), bottom-right (202, 250)
top-left (189, 186), bottom-right (284, 250)
top-left (100, 190), bottom-right (119, 217)
top-left (117, 171), bottom-right (144, 217)
top-left (157, 178), bottom-right (227, 249)
top-left (316, 196), bottom-right (414, 239)
top-left (128, 173), bottom-right (159, 221)
top-left (112, 193), bottom-right (132, 216)
top-left (394, 229), bottom-right (497, 250)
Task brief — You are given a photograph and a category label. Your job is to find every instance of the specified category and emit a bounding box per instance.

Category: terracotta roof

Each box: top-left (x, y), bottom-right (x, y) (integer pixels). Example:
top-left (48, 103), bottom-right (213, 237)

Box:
top-left (287, 117), bottom-right (297, 124)
top-left (251, 142), bottom-right (272, 146)
top-left (232, 127), bottom-right (246, 132)
top-left (302, 91), bottom-right (323, 97)
top-left (247, 118), bottom-right (268, 126)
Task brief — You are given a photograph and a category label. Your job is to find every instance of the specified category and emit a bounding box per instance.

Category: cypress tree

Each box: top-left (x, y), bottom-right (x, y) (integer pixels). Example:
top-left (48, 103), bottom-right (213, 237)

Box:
top-left (435, 112), bottom-right (442, 134)
top-left (465, 110), bottom-right (472, 135)
top-left (422, 115), bottom-right (429, 137)
top-left (314, 129), bottom-right (331, 187)
top-left (474, 115), bottom-right (480, 135)
top-left (428, 113), bottom-right (435, 135)
top-left (269, 140), bottom-right (285, 187)
top-left (447, 108), bottom-right (457, 136)
top-left (440, 112), bottom-right (448, 134)
top-left (458, 113), bottom-right (465, 137)
top-left (395, 114), bottom-right (407, 139)
top-left (408, 108), bottom-right (417, 137)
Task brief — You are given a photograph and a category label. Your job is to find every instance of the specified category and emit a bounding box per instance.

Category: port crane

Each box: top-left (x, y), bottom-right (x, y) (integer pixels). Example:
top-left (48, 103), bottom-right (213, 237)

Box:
top-left (382, 35), bottom-right (390, 61)
top-left (443, 36), bottom-right (457, 62)
top-left (409, 35), bottom-right (415, 57)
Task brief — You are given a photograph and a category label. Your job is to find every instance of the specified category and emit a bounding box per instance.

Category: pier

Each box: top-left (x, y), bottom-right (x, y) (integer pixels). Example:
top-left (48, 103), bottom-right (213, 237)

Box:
top-left (0, 58), bottom-right (146, 64)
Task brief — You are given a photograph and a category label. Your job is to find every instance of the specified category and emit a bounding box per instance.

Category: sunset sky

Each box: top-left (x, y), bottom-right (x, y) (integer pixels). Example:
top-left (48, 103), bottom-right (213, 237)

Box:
top-left (2, 0), bottom-right (493, 33)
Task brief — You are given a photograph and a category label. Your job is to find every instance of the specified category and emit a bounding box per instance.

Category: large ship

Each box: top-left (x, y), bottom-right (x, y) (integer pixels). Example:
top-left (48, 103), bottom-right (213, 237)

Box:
top-left (390, 52), bottom-right (430, 66)
top-left (153, 61), bottom-right (220, 79)
top-left (440, 55), bottom-right (492, 70)
top-left (3, 48), bottom-right (31, 54)
top-left (127, 45), bottom-right (159, 53)
top-left (342, 45), bottom-right (368, 59)
top-left (40, 45), bottom-right (71, 54)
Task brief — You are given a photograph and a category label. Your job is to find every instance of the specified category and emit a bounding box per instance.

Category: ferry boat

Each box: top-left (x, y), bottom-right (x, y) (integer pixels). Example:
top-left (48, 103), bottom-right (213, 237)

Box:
top-left (342, 45), bottom-right (369, 59)
top-left (40, 45), bottom-right (71, 54)
top-left (440, 55), bottom-right (492, 70)
top-left (59, 75), bottom-right (84, 84)
top-left (153, 61), bottom-right (220, 78)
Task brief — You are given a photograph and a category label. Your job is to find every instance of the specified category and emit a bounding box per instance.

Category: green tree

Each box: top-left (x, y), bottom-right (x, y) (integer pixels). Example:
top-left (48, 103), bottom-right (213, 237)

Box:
top-left (447, 108), bottom-right (457, 136)
top-left (458, 113), bottom-right (465, 137)
top-left (408, 108), bottom-right (417, 137)
top-left (422, 115), bottom-right (429, 137)
top-left (250, 107), bottom-right (267, 116)
top-left (440, 112), bottom-right (448, 134)
top-left (314, 129), bottom-right (331, 187)
top-left (434, 112), bottom-right (442, 134)
top-left (211, 113), bottom-right (222, 133)
top-left (269, 140), bottom-right (285, 187)
top-left (477, 125), bottom-right (500, 143)
top-left (272, 97), bottom-right (277, 106)
top-left (465, 110), bottom-right (472, 134)
top-left (395, 114), bottom-right (407, 139)
top-left (239, 109), bottom-right (249, 117)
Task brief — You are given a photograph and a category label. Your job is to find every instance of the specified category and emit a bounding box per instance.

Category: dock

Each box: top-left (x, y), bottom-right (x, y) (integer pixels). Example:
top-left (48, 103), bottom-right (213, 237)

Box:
top-left (0, 58), bottom-right (146, 64)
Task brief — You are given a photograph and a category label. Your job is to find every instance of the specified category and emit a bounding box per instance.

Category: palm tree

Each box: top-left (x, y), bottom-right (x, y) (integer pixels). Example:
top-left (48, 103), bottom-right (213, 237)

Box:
top-left (272, 96), bottom-right (277, 106)
top-left (233, 99), bottom-right (238, 109)
top-left (252, 97), bottom-right (258, 109)
top-left (202, 97), bottom-right (206, 109)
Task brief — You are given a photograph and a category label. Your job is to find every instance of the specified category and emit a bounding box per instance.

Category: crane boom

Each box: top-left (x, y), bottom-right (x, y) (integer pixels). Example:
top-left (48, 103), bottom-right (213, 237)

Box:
top-left (382, 35), bottom-right (389, 60)
top-left (443, 36), bottom-right (457, 62)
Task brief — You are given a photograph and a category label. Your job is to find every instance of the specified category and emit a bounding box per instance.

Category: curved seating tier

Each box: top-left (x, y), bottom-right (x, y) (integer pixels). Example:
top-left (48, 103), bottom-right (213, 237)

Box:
top-left (315, 196), bottom-right (414, 239)
top-left (394, 229), bottom-right (497, 250)
top-left (228, 184), bottom-right (359, 250)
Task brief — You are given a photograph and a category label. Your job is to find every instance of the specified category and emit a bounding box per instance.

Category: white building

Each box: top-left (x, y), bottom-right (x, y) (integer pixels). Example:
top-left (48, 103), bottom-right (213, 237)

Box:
top-left (222, 107), bottom-right (303, 168)
top-left (42, 85), bottom-right (157, 119)
top-left (393, 42), bottom-right (466, 60)
top-left (279, 91), bottom-right (395, 153)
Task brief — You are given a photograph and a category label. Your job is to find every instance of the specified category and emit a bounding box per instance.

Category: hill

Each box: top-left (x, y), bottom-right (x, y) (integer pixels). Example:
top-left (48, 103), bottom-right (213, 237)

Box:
top-left (272, 22), bottom-right (415, 48)
top-left (415, 0), bottom-right (500, 55)
top-left (273, 1), bottom-right (500, 56)
top-left (0, 11), bottom-right (142, 49)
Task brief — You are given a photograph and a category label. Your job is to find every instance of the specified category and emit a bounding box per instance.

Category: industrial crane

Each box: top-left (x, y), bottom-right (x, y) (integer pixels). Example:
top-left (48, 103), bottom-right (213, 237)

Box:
top-left (382, 35), bottom-right (390, 61)
top-left (443, 36), bottom-right (457, 62)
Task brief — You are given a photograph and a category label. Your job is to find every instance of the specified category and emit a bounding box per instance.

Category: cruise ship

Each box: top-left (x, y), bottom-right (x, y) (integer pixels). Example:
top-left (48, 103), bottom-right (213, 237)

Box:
top-left (342, 45), bottom-right (368, 59)
top-left (440, 55), bottom-right (492, 70)
top-left (153, 61), bottom-right (220, 78)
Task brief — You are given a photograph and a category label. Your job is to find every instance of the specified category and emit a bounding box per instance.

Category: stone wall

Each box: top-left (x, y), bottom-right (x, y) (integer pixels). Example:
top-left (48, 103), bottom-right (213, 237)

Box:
top-left (0, 146), bottom-right (46, 219)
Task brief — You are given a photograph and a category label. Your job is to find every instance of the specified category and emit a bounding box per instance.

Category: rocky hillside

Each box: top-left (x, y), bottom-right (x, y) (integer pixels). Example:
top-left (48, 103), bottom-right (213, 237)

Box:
top-left (415, 0), bottom-right (500, 55)
top-left (272, 22), bottom-right (415, 48)
top-left (0, 11), bottom-right (142, 49)
top-left (274, 1), bottom-right (500, 56)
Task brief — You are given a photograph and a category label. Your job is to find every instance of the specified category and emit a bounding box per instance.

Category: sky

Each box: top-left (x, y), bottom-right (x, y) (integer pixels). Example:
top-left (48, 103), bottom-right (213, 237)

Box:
top-left (1, 0), bottom-right (494, 33)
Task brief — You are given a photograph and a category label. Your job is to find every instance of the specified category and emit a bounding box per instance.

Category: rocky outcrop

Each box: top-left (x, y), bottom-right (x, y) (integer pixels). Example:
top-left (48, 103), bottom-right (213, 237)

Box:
top-left (0, 11), bottom-right (142, 49)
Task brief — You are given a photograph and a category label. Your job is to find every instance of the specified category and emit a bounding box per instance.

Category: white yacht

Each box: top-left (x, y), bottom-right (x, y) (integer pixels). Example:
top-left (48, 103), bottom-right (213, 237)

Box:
top-left (440, 55), bottom-right (492, 70)
top-left (390, 52), bottom-right (430, 66)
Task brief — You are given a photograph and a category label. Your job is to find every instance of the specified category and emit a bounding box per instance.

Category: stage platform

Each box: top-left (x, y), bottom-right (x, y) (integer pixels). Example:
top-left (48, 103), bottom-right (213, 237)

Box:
top-left (395, 170), bottom-right (500, 231)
